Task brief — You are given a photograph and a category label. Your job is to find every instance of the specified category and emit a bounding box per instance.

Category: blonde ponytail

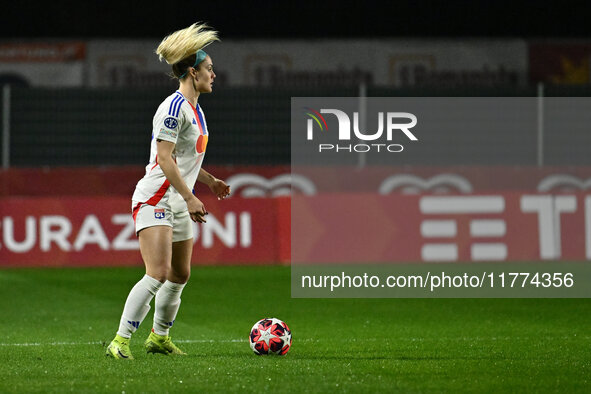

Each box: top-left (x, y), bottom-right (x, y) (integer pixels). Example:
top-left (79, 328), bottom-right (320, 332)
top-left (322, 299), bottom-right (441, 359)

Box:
top-left (156, 22), bottom-right (219, 65)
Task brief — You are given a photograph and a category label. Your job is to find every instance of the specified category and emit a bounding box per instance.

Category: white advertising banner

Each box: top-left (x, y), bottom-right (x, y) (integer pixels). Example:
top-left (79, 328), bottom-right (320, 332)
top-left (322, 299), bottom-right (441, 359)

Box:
top-left (88, 39), bottom-right (528, 88)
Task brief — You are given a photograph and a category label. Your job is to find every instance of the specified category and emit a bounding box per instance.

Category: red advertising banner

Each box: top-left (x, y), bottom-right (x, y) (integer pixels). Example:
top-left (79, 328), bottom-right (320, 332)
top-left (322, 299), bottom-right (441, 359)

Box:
top-left (0, 196), bottom-right (290, 267)
top-left (293, 192), bottom-right (591, 263)
top-left (2, 192), bottom-right (590, 266)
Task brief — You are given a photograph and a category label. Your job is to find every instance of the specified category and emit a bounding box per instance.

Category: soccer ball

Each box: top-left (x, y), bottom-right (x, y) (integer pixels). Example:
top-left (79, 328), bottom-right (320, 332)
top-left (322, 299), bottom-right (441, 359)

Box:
top-left (249, 318), bottom-right (292, 355)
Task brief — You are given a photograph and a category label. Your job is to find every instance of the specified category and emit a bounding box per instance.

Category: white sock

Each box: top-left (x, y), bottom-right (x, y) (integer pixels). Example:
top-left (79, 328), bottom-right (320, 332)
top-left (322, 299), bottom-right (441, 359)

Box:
top-left (153, 280), bottom-right (186, 336)
top-left (116, 274), bottom-right (163, 339)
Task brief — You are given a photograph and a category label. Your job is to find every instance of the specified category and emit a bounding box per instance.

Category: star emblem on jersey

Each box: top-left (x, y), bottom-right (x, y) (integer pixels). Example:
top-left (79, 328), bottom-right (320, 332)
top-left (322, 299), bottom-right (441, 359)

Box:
top-left (192, 118), bottom-right (197, 125)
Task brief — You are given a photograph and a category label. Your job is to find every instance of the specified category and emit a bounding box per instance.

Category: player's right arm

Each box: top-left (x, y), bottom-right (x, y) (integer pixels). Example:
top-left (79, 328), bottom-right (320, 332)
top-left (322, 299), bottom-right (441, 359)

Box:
top-left (156, 139), bottom-right (207, 223)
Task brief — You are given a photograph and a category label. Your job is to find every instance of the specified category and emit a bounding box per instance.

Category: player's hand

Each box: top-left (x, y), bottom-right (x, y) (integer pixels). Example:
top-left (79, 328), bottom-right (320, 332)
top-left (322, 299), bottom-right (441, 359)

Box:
top-left (186, 196), bottom-right (207, 223)
top-left (208, 178), bottom-right (231, 200)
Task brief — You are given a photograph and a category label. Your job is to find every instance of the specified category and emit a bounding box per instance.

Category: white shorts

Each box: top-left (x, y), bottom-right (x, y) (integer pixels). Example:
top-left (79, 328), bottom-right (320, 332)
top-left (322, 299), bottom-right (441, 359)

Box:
top-left (133, 203), bottom-right (193, 242)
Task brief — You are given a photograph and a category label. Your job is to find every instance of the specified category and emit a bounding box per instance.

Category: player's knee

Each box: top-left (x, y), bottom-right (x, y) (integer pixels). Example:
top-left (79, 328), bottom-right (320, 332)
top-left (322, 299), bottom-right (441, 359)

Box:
top-left (147, 266), bottom-right (169, 282)
top-left (171, 268), bottom-right (190, 284)
top-left (181, 271), bottom-right (190, 283)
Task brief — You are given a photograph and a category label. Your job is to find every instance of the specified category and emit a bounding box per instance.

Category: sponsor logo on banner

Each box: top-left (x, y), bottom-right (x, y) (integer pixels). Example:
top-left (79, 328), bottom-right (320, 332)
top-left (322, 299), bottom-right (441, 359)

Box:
top-left (529, 43), bottom-right (591, 84)
top-left (0, 42), bottom-right (86, 62)
top-left (419, 196), bottom-right (507, 262)
top-left (247, 54), bottom-right (373, 87)
top-left (292, 192), bottom-right (591, 264)
top-left (379, 174), bottom-right (473, 194)
top-left (420, 194), bottom-right (585, 261)
top-left (225, 173), bottom-right (316, 197)
top-left (389, 54), bottom-right (520, 87)
top-left (0, 196), bottom-right (288, 266)
top-left (537, 175), bottom-right (591, 192)
top-left (0, 41), bottom-right (86, 87)
top-left (304, 107), bottom-right (418, 154)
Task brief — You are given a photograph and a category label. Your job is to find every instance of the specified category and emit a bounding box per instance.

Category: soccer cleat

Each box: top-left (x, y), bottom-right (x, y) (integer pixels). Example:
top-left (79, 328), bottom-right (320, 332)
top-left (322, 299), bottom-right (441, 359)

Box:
top-left (105, 334), bottom-right (134, 360)
top-left (144, 329), bottom-right (186, 355)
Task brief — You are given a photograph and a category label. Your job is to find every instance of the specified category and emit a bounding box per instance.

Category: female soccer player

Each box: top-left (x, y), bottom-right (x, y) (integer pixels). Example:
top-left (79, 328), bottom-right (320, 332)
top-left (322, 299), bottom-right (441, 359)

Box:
top-left (106, 23), bottom-right (230, 359)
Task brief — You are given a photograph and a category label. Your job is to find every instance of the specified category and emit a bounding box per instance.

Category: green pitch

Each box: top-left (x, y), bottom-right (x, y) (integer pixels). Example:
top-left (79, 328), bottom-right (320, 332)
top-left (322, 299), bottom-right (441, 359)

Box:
top-left (0, 266), bottom-right (589, 393)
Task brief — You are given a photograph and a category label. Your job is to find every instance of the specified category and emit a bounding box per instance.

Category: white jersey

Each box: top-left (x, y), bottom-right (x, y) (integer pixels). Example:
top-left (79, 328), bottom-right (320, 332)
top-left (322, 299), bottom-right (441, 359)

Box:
top-left (132, 90), bottom-right (209, 214)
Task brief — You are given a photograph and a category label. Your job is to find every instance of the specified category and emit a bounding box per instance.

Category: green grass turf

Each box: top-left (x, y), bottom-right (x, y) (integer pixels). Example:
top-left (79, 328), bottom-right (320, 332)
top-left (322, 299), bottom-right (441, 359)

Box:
top-left (0, 266), bottom-right (589, 393)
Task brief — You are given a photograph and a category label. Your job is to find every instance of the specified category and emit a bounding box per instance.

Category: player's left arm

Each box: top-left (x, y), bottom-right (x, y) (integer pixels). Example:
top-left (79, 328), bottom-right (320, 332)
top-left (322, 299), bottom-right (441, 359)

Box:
top-left (198, 168), bottom-right (231, 200)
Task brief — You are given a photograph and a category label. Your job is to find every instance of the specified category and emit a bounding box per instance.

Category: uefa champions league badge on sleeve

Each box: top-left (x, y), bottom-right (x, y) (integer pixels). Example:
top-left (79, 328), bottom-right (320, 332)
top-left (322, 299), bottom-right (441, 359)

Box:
top-left (154, 208), bottom-right (165, 219)
top-left (164, 117), bottom-right (178, 129)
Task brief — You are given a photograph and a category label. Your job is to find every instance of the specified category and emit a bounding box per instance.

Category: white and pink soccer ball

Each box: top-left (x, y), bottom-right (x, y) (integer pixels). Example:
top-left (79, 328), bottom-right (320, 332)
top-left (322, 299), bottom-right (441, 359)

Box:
top-left (249, 318), bottom-right (292, 356)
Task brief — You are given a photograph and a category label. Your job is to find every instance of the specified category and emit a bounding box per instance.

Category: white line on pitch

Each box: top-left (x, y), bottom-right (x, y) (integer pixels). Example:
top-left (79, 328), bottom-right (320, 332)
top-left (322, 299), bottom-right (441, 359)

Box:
top-left (0, 339), bottom-right (247, 347)
top-left (0, 336), bottom-right (587, 347)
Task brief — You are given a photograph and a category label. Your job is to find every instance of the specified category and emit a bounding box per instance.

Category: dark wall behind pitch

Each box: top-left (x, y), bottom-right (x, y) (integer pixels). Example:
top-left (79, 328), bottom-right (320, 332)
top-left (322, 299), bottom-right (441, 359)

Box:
top-left (6, 85), bottom-right (591, 167)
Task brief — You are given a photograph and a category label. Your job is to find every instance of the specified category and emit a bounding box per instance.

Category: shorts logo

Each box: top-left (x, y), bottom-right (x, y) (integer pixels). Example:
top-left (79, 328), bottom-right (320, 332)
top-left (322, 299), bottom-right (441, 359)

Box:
top-left (154, 208), bottom-right (165, 219)
top-left (164, 117), bottom-right (178, 129)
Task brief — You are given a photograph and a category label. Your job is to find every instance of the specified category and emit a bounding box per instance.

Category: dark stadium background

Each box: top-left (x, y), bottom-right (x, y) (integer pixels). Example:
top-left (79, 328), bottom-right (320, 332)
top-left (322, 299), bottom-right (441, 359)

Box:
top-left (3, 1), bottom-right (591, 39)
top-left (3, 0), bottom-right (591, 167)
